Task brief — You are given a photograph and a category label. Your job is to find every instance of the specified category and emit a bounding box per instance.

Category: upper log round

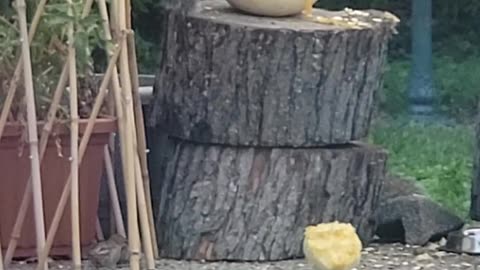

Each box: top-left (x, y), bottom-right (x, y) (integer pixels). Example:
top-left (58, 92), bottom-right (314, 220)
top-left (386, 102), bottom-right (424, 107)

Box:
top-left (148, 0), bottom-right (399, 147)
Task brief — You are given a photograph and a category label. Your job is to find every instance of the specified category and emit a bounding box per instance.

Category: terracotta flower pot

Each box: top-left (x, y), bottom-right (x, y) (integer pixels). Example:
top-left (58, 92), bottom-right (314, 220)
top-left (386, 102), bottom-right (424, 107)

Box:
top-left (0, 117), bottom-right (116, 259)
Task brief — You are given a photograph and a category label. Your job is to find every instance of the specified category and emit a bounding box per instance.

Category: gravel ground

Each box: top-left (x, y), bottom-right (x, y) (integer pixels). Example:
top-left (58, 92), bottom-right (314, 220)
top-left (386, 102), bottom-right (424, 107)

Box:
top-left (7, 242), bottom-right (480, 270)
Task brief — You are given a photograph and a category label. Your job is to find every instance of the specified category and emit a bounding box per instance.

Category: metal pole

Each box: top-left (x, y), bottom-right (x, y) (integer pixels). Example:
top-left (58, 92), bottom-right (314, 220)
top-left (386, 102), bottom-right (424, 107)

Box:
top-left (408, 0), bottom-right (435, 121)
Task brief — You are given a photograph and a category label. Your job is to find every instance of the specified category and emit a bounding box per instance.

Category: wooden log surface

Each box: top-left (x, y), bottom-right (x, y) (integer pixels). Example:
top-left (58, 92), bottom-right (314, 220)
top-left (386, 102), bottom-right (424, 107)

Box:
top-left (148, 0), bottom-right (398, 147)
top-left (155, 138), bottom-right (388, 261)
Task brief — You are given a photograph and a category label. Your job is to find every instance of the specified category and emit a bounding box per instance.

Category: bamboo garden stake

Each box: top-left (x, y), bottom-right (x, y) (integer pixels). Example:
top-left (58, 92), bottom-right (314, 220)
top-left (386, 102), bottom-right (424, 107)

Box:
top-left (35, 42), bottom-right (124, 270)
top-left (95, 6), bottom-right (139, 265)
top-left (96, 218), bottom-right (105, 241)
top-left (133, 155), bottom-right (155, 269)
top-left (104, 145), bottom-right (127, 237)
top-left (122, 1), bottom-right (156, 264)
top-left (0, 240), bottom-right (4, 270)
top-left (15, 0), bottom-right (48, 269)
top-left (123, 28), bottom-right (156, 269)
top-left (96, 0), bottom-right (128, 176)
top-left (127, 31), bottom-right (159, 258)
top-left (117, 22), bottom-right (142, 270)
top-left (109, 205), bottom-right (116, 235)
top-left (111, 0), bottom-right (142, 269)
top-left (96, 0), bottom-right (129, 185)
top-left (125, 31), bottom-right (156, 268)
top-left (67, 0), bottom-right (81, 268)
top-left (96, 4), bottom-right (139, 265)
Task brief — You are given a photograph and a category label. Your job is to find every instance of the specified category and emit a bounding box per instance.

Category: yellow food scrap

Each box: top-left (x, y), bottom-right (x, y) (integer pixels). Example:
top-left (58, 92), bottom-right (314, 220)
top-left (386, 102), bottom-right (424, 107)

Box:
top-left (303, 221), bottom-right (363, 270)
top-left (304, 0), bottom-right (313, 17)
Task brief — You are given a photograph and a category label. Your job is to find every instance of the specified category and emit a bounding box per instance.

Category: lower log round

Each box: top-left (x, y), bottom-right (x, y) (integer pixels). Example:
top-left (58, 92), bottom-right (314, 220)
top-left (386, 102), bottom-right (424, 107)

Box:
top-left (155, 138), bottom-right (387, 261)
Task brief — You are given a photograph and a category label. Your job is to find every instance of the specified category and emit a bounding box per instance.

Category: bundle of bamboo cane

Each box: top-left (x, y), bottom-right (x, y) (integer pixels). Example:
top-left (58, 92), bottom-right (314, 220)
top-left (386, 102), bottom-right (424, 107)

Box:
top-left (0, 0), bottom-right (158, 269)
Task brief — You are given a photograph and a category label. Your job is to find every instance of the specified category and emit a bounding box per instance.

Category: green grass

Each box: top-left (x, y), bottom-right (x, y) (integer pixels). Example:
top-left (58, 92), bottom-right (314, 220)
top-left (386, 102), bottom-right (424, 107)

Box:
top-left (374, 51), bottom-right (480, 218)
top-left (369, 117), bottom-right (475, 218)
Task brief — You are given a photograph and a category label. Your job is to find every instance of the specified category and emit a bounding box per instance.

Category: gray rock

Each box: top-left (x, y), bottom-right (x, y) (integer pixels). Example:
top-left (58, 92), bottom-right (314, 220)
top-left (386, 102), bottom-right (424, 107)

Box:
top-left (375, 194), bottom-right (464, 245)
top-left (375, 175), bottom-right (464, 245)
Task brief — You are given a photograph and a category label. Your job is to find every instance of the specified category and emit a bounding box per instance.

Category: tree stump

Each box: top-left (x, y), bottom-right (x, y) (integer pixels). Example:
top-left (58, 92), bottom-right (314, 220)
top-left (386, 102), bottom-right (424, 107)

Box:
top-left (156, 138), bottom-right (387, 261)
top-left (148, 0), bottom-right (398, 147)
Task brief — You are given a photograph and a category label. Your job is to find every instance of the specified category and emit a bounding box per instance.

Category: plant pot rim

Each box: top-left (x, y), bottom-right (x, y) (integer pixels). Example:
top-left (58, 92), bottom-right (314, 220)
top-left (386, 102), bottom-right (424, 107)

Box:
top-left (3, 116), bottom-right (117, 138)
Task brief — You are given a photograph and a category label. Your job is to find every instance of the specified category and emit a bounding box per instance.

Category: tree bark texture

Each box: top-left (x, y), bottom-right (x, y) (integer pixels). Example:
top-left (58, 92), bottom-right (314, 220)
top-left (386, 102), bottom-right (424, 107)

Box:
top-left (148, 0), bottom-right (397, 147)
top-left (156, 138), bottom-right (388, 261)
top-left (470, 112), bottom-right (480, 220)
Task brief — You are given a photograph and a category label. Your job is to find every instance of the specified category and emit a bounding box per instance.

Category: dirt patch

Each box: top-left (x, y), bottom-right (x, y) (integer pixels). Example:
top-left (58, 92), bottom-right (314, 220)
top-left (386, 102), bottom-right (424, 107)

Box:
top-left (7, 242), bottom-right (480, 270)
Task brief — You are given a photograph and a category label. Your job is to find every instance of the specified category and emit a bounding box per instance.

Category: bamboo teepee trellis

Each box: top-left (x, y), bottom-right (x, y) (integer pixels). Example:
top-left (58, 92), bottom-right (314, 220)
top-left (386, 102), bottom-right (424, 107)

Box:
top-left (0, 0), bottom-right (157, 268)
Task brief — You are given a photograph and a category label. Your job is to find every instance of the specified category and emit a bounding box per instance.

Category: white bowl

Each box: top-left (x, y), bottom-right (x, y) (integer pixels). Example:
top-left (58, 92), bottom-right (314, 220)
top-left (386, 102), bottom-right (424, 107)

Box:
top-left (225, 0), bottom-right (317, 17)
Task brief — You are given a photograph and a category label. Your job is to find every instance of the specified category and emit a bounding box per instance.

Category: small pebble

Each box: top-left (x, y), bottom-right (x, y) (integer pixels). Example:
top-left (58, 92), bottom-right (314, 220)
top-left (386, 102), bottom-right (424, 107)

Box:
top-left (415, 253), bottom-right (434, 261)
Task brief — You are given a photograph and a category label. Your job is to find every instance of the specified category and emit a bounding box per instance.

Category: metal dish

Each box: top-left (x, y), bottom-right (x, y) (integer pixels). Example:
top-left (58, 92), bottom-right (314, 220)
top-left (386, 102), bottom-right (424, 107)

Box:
top-left (225, 0), bottom-right (318, 17)
top-left (440, 227), bottom-right (480, 255)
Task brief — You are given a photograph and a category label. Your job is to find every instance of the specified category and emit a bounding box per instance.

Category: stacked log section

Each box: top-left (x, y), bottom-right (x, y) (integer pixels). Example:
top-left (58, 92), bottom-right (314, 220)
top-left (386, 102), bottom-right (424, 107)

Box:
top-left (155, 139), bottom-right (387, 261)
